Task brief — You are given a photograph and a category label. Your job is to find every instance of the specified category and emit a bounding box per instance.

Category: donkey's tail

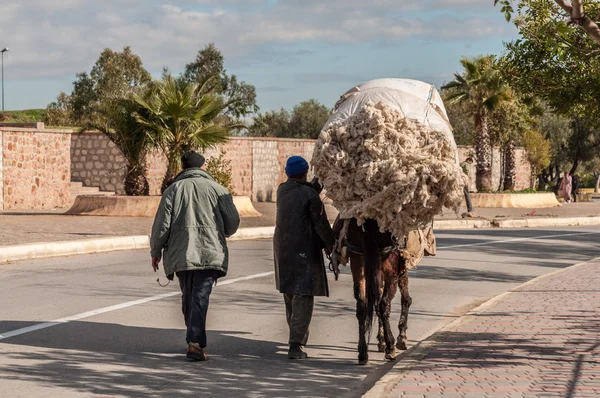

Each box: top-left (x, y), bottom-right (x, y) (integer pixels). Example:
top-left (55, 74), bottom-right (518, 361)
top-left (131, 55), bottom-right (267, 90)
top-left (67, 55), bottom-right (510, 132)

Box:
top-left (362, 219), bottom-right (382, 339)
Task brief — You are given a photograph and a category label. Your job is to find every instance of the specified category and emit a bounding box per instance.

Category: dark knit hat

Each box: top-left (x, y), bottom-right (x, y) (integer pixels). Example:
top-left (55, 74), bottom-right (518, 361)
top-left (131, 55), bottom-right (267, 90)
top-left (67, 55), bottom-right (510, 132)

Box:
top-left (182, 151), bottom-right (206, 170)
top-left (285, 156), bottom-right (309, 177)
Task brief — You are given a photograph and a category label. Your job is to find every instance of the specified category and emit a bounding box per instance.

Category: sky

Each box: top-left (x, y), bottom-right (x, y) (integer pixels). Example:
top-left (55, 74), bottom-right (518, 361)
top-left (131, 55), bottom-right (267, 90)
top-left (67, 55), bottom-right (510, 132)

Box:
top-left (0, 0), bottom-right (518, 113)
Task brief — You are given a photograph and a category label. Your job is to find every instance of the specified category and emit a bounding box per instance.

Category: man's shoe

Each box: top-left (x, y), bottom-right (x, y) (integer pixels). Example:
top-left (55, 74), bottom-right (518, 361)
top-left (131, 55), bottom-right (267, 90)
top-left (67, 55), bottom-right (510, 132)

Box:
top-left (288, 343), bottom-right (308, 360)
top-left (187, 343), bottom-right (209, 361)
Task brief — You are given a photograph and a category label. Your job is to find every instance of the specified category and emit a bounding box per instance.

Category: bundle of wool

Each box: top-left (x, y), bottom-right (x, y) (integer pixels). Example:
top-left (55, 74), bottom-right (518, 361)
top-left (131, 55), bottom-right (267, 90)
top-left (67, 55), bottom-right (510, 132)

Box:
top-left (312, 101), bottom-right (465, 240)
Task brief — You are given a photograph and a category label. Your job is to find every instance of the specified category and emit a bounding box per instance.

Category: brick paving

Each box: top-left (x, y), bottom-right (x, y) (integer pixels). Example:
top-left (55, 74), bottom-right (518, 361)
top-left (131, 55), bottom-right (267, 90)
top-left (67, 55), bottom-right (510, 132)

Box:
top-left (390, 260), bottom-right (600, 398)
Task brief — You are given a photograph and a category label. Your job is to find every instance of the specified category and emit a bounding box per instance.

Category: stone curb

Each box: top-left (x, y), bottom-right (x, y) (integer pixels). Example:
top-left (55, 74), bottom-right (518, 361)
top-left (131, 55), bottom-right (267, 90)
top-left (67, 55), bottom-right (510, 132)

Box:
top-left (433, 219), bottom-right (491, 229)
top-left (493, 216), bottom-right (600, 228)
top-left (2, 216), bottom-right (600, 265)
top-left (361, 257), bottom-right (600, 398)
top-left (0, 227), bottom-right (275, 265)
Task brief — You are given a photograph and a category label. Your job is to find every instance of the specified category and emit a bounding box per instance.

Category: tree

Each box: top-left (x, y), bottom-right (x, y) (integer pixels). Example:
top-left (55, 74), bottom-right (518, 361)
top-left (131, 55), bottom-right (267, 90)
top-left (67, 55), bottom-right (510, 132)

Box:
top-left (80, 97), bottom-right (151, 196)
top-left (183, 43), bottom-right (259, 120)
top-left (44, 92), bottom-right (73, 127)
top-left (45, 47), bottom-right (151, 126)
top-left (288, 99), bottom-right (331, 139)
top-left (442, 56), bottom-right (512, 192)
top-left (206, 151), bottom-right (236, 195)
top-left (488, 95), bottom-right (535, 190)
top-left (521, 129), bottom-right (552, 189)
top-left (248, 109), bottom-right (291, 137)
top-left (444, 98), bottom-right (475, 146)
top-left (537, 110), bottom-right (572, 189)
top-left (499, 0), bottom-right (600, 123)
top-left (495, 0), bottom-right (600, 45)
top-left (247, 100), bottom-right (330, 138)
top-left (133, 75), bottom-right (239, 192)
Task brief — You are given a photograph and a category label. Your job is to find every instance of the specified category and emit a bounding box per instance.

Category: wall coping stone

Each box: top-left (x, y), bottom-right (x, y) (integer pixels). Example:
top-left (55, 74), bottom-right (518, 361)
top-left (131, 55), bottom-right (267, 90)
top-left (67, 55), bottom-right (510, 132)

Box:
top-left (0, 127), bottom-right (73, 134)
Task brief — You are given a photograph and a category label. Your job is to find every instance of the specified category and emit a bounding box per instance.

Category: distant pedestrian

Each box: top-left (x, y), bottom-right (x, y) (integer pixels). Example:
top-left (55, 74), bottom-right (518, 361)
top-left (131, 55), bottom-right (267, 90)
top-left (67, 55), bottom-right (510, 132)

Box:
top-left (150, 151), bottom-right (240, 361)
top-left (572, 174), bottom-right (580, 202)
top-left (460, 157), bottom-right (474, 213)
top-left (560, 171), bottom-right (573, 203)
top-left (273, 156), bottom-right (334, 360)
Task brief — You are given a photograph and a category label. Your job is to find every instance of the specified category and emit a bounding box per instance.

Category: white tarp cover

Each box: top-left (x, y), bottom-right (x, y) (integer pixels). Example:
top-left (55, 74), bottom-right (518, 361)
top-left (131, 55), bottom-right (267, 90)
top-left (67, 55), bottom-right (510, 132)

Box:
top-left (327, 78), bottom-right (459, 165)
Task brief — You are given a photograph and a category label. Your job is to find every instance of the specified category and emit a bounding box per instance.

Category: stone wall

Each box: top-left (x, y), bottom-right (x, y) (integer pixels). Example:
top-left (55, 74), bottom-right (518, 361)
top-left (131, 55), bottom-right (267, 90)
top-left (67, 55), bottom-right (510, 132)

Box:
top-left (69, 134), bottom-right (533, 202)
top-left (1, 128), bottom-right (71, 210)
top-left (145, 150), bottom-right (167, 196)
top-left (0, 131), bottom-right (3, 210)
top-left (71, 132), bottom-right (127, 194)
top-left (457, 146), bottom-right (532, 192)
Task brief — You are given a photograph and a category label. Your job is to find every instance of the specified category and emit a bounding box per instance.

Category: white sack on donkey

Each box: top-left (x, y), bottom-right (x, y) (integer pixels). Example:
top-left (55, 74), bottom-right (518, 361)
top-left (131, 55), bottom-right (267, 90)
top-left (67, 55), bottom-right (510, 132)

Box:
top-left (311, 78), bottom-right (466, 241)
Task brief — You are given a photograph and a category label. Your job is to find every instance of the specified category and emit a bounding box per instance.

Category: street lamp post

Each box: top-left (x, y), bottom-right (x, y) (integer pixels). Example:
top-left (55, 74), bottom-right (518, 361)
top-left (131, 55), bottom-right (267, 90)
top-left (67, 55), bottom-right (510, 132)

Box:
top-left (1, 48), bottom-right (8, 112)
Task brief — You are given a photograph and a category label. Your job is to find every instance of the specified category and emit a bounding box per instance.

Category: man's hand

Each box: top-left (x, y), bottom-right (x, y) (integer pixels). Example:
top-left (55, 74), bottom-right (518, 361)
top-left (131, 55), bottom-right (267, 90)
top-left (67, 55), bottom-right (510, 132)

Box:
top-left (152, 256), bottom-right (161, 272)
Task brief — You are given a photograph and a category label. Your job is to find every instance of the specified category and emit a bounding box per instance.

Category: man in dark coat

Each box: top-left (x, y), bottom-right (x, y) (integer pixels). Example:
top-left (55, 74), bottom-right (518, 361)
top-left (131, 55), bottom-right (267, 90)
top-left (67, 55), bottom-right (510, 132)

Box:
top-left (572, 174), bottom-right (580, 202)
top-left (273, 156), bottom-right (334, 360)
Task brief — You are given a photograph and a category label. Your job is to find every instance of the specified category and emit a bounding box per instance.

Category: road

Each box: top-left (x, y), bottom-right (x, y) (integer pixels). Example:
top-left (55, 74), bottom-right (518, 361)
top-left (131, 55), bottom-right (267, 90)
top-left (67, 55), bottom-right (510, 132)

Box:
top-left (1, 227), bottom-right (600, 398)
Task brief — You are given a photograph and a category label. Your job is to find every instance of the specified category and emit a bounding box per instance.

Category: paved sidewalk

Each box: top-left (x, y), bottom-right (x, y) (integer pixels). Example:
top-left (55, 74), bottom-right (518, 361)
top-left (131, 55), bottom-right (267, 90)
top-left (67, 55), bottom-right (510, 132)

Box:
top-left (383, 260), bottom-right (600, 398)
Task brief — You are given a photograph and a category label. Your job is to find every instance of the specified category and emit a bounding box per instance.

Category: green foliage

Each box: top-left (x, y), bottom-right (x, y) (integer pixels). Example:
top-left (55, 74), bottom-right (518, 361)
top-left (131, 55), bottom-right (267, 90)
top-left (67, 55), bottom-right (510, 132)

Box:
top-left (444, 98), bottom-right (475, 146)
top-left (134, 75), bottom-right (239, 191)
top-left (0, 109), bottom-right (46, 123)
top-left (442, 55), bottom-right (512, 191)
top-left (488, 93), bottom-right (534, 147)
top-left (288, 99), bottom-right (331, 139)
top-left (182, 43), bottom-right (259, 120)
top-left (248, 99), bottom-right (330, 139)
top-left (521, 129), bottom-right (552, 184)
top-left (44, 92), bottom-right (73, 127)
top-left (45, 46), bottom-right (151, 126)
top-left (248, 108), bottom-right (291, 137)
top-left (580, 173), bottom-right (597, 188)
top-left (495, 0), bottom-right (600, 49)
top-left (206, 151), bottom-right (236, 195)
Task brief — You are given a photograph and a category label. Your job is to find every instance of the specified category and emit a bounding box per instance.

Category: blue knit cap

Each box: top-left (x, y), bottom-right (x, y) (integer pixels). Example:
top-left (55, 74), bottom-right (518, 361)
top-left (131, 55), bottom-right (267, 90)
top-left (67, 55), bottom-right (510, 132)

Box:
top-left (285, 156), bottom-right (309, 177)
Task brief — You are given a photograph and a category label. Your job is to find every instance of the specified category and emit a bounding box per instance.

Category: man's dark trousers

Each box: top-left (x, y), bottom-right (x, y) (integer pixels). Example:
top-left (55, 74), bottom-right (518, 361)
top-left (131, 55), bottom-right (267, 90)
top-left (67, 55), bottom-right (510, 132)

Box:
top-left (177, 270), bottom-right (217, 348)
top-left (284, 294), bottom-right (314, 346)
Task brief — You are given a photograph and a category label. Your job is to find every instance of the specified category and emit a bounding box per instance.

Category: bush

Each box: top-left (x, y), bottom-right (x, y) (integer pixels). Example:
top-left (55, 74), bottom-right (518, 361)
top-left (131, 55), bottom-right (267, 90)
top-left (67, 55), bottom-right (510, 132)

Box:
top-left (580, 174), bottom-right (596, 188)
top-left (206, 151), bottom-right (236, 195)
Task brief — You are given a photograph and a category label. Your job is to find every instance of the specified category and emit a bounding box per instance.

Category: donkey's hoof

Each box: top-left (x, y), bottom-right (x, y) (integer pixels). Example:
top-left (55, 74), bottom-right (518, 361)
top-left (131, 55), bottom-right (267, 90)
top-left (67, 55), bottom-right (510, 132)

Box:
top-left (396, 340), bottom-right (407, 351)
top-left (377, 344), bottom-right (386, 353)
top-left (358, 358), bottom-right (369, 366)
top-left (385, 352), bottom-right (397, 361)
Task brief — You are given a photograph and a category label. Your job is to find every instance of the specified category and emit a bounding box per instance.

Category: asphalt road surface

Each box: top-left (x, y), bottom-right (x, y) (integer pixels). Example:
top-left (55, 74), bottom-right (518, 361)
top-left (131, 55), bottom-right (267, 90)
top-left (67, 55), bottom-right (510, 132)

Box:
top-left (1, 227), bottom-right (600, 398)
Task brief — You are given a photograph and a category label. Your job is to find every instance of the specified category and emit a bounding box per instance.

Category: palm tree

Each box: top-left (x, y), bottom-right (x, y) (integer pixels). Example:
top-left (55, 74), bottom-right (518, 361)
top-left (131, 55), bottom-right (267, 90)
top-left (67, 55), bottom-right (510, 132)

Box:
top-left (80, 97), bottom-right (150, 196)
top-left (443, 56), bottom-right (511, 192)
top-left (133, 75), bottom-right (239, 192)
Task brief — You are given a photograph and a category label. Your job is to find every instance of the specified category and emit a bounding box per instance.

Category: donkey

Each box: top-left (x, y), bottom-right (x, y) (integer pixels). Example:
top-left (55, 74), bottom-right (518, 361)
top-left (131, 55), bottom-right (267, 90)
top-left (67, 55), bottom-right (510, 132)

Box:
top-left (342, 218), bottom-right (412, 365)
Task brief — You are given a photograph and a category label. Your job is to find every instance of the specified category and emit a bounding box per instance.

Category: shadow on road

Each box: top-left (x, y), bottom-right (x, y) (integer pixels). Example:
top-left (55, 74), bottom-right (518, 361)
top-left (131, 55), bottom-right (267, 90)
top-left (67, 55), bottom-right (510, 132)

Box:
top-left (0, 321), bottom-right (373, 397)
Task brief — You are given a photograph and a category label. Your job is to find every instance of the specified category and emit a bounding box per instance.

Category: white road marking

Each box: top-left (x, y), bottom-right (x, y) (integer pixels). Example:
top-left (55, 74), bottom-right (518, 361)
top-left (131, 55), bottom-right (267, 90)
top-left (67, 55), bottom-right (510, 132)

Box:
top-left (1, 231), bottom-right (598, 341)
top-left (0, 271), bottom-right (274, 341)
top-left (438, 231), bottom-right (600, 250)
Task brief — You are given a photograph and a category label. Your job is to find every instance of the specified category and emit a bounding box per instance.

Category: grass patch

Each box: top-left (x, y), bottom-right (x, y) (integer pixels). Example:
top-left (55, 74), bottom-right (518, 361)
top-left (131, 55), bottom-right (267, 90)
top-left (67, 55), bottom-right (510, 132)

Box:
top-left (0, 109), bottom-right (46, 123)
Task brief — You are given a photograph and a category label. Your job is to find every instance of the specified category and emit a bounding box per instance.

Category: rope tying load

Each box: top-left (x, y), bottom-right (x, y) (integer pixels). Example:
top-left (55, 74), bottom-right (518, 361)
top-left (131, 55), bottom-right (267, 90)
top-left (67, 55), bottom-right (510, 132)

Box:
top-left (312, 94), bottom-right (465, 240)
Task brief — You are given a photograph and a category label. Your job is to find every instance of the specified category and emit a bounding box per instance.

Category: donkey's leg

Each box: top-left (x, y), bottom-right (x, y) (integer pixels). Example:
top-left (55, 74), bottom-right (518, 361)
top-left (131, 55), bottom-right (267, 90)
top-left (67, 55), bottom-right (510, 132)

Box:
top-left (352, 255), bottom-right (369, 365)
top-left (379, 267), bottom-right (398, 360)
top-left (396, 268), bottom-right (412, 351)
top-left (355, 282), bottom-right (369, 365)
top-left (377, 314), bottom-right (386, 353)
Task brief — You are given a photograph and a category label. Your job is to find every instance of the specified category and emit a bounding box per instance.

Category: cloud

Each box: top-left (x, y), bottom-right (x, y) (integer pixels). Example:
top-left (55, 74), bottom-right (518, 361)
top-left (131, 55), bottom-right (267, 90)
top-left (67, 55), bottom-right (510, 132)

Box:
top-left (0, 1), bottom-right (513, 81)
top-left (296, 73), bottom-right (367, 84)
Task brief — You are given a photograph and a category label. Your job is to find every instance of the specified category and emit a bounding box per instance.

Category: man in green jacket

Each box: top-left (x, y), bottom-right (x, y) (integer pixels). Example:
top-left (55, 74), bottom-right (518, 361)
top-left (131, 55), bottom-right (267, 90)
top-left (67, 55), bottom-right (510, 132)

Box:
top-left (151, 151), bottom-right (240, 361)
